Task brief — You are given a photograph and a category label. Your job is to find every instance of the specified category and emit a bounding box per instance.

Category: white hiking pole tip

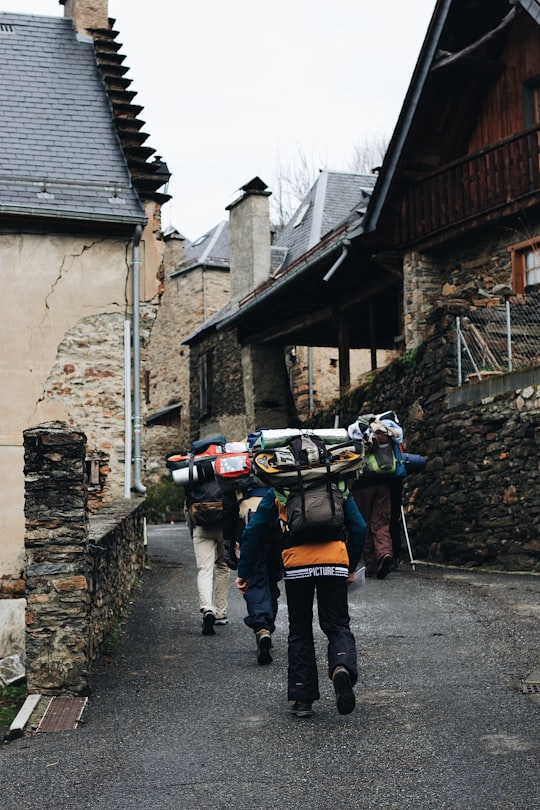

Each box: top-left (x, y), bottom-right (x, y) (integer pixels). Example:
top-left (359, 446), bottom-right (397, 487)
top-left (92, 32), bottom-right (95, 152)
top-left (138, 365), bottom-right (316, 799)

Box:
top-left (401, 505), bottom-right (416, 570)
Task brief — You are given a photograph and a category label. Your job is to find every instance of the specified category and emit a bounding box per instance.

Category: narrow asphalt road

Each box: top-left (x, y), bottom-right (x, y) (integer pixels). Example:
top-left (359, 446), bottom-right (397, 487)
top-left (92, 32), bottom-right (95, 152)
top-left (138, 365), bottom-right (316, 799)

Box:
top-left (1, 522), bottom-right (539, 810)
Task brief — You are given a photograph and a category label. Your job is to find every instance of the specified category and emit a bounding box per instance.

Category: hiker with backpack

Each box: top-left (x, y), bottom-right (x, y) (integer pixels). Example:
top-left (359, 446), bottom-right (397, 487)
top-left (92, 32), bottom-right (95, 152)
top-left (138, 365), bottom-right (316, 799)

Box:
top-left (184, 474), bottom-right (230, 636)
top-left (169, 436), bottom-right (231, 637)
top-left (349, 416), bottom-right (405, 579)
top-left (236, 430), bottom-right (367, 718)
top-left (221, 479), bottom-right (283, 665)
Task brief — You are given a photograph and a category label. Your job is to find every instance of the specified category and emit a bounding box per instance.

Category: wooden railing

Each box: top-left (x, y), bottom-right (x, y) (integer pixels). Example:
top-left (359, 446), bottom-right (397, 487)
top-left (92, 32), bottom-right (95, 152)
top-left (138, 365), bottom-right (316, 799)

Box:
top-left (397, 126), bottom-right (540, 244)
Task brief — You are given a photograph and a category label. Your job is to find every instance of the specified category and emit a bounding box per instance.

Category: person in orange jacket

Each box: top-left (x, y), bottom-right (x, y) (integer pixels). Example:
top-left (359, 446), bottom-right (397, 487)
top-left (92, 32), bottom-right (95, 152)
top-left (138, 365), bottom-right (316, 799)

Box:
top-left (235, 486), bottom-right (366, 718)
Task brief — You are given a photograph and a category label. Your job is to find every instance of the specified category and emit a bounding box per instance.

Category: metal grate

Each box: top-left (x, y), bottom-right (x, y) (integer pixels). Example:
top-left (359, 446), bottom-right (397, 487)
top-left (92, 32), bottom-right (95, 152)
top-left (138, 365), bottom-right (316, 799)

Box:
top-left (36, 696), bottom-right (88, 732)
top-left (521, 683), bottom-right (540, 694)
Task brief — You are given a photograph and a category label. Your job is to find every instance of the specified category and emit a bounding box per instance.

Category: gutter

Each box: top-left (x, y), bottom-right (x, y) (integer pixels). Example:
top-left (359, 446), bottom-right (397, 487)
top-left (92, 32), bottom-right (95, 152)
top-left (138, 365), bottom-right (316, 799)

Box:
top-left (0, 204), bottom-right (145, 225)
top-left (132, 224), bottom-right (146, 493)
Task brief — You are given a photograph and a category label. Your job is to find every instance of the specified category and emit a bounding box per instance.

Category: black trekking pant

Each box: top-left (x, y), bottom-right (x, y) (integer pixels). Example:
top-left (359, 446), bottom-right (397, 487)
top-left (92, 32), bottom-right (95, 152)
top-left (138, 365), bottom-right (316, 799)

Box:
top-left (284, 576), bottom-right (357, 703)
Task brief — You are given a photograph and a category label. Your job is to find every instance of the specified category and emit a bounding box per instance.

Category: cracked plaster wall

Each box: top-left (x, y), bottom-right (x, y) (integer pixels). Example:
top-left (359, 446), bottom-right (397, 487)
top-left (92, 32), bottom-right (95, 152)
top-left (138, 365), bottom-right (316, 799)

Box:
top-left (0, 228), bottom-right (161, 588)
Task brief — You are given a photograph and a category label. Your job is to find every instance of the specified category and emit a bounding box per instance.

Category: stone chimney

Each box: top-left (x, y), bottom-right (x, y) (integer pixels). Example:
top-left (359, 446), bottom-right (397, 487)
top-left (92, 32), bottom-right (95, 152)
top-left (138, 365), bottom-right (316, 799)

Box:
top-left (59, 0), bottom-right (109, 35)
top-left (226, 177), bottom-right (292, 429)
top-left (226, 177), bottom-right (272, 303)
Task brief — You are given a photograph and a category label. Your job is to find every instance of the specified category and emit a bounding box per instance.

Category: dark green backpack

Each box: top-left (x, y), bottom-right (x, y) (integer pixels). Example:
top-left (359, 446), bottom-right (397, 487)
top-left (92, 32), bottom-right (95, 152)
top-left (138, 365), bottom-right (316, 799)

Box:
top-left (283, 479), bottom-right (346, 545)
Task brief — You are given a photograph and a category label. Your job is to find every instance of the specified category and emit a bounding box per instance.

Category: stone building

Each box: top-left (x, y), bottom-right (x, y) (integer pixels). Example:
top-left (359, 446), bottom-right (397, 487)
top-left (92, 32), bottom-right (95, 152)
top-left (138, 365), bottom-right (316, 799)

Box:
top-left (0, 0), bottom-right (169, 654)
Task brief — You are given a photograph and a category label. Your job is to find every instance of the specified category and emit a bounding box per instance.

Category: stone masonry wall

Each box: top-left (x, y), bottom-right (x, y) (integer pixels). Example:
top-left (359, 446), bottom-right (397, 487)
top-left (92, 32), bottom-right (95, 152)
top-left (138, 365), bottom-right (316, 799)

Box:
top-left (404, 213), bottom-right (540, 351)
top-left (24, 422), bottom-right (146, 696)
top-left (189, 329), bottom-right (248, 444)
top-left (146, 265), bottom-right (230, 477)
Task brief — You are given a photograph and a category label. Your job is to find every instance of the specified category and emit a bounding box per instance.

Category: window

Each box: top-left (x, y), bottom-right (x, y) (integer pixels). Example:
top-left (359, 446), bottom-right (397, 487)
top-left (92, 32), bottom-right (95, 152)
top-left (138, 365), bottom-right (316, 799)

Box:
top-left (524, 78), bottom-right (540, 126)
top-left (533, 82), bottom-right (540, 124)
top-left (524, 248), bottom-right (540, 288)
top-left (510, 239), bottom-right (540, 293)
top-left (199, 351), bottom-right (213, 417)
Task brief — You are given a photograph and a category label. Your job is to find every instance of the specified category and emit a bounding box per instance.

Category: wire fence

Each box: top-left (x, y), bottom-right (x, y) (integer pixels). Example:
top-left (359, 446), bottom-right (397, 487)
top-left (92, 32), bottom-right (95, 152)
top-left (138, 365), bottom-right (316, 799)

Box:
top-left (456, 291), bottom-right (540, 384)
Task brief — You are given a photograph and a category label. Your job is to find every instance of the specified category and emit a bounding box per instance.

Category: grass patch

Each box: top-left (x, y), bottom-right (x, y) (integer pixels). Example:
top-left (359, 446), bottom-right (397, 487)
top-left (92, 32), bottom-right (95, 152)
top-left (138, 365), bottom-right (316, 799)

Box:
top-left (0, 684), bottom-right (27, 730)
top-left (146, 476), bottom-right (184, 523)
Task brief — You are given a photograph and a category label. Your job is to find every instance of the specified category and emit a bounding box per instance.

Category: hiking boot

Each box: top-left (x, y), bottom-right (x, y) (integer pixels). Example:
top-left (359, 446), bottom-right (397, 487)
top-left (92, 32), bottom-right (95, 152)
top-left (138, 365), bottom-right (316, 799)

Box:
top-left (333, 665), bottom-right (355, 715)
top-left (215, 616), bottom-right (228, 626)
top-left (376, 555), bottom-right (393, 580)
top-left (202, 610), bottom-right (216, 636)
top-left (255, 628), bottom-right (272, 664)
top-left (291, 701), bottom-right (313, 718)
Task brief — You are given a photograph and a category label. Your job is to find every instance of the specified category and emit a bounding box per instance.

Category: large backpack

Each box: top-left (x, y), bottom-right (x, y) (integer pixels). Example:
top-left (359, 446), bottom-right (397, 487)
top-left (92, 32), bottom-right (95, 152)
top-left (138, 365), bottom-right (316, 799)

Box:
top-left (186, 479), bottom-right (224, 527)
top-left (361, 419), bottom-right (405, 477)
top-left (362, 436), bottom-right (397, 475)
top-left (280, 479), bottom-right (346, 546)
top-left (275, 433), bottom-right (347, 545)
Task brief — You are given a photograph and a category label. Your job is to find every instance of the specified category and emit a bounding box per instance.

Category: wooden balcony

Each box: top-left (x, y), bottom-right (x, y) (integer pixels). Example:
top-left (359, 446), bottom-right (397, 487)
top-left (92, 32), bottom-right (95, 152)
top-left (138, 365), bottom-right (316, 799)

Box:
top-left (397, 126), bottom-right (540, 245)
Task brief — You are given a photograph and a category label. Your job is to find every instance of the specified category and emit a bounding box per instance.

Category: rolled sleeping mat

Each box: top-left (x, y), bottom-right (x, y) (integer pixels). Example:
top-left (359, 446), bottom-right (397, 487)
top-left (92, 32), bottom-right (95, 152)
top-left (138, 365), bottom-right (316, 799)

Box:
top-left (402, 453), bottom-right (427, 473)
top-left (250, 428), bottom-right (349, 449)
top-left (171, 457), bottom-right (216, 486)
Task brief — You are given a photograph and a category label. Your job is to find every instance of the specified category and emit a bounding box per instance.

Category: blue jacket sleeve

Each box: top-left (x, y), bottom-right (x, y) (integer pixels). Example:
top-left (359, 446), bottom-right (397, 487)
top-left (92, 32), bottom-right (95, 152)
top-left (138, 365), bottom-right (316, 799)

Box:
top-left (237, 490), bottom-right (278, 580)
top-left (344, 493), bottom-right (366, 572)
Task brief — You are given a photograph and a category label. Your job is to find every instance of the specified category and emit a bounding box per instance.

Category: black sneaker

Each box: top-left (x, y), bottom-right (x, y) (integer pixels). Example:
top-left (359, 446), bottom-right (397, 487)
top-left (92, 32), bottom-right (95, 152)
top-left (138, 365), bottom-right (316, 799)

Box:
top-left (333, 666), bottom-right (355, 715)
top-left (202, 611), bottom-right (215, 636)
top-left (291, 701), bottom-right (313, 718)
top-left (255, 629), bottom-right (272, 664)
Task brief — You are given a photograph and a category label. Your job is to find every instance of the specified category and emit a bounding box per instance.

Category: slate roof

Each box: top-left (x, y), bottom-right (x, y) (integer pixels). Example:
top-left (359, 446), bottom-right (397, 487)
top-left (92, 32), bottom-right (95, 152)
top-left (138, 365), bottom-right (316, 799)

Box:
top-left (272, 170), bottom-right (376, 270)
top-left (0, 12), bottom-right (145, 224)
top-left (173, 221), bottom-right (230, 275)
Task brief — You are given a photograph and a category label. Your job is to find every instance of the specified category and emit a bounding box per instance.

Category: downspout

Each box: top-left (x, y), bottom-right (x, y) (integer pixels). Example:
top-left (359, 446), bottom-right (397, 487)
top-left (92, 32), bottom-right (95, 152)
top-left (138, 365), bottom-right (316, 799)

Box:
top-left (124, 318), bottom-right (132, 498)
top-left (308, 346), bottom-right (314, 415)
top-left (132, 224), bottom-right (146, 493)
top-left (322, 240), bottom-right (350, 283)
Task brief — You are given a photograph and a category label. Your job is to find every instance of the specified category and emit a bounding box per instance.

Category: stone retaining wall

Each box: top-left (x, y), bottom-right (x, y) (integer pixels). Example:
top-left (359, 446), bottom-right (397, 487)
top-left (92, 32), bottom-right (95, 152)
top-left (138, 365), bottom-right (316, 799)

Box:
top-left (24, 422), bottom-right (146, 696)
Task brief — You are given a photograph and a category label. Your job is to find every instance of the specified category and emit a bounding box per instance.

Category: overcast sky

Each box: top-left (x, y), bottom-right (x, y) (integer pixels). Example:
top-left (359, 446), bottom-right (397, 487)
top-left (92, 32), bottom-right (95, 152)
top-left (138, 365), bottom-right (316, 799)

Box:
top-left (2, 0), bottom-right (436, 239)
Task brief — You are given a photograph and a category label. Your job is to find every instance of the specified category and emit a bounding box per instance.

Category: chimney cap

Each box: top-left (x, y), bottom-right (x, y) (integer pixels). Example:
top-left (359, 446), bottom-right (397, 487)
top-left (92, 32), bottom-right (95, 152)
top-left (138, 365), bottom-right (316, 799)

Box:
top-left (226, 176), bottom-right (271, 211)
top-left (240, 176), bottom-right (269, 193)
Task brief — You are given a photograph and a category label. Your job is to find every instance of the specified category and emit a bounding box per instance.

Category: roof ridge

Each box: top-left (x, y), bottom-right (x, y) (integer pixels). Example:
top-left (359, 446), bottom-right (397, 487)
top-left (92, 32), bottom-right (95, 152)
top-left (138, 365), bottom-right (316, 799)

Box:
top-left (199, 221), bottom-right (227, 263)
top-left (308, 170), bottom-right (328, 249)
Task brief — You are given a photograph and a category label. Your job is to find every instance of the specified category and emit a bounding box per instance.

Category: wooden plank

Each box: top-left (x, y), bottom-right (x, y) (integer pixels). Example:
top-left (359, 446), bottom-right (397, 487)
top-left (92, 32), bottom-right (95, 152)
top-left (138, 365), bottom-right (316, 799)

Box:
top-left (9, 693), bottom-right (42, 739)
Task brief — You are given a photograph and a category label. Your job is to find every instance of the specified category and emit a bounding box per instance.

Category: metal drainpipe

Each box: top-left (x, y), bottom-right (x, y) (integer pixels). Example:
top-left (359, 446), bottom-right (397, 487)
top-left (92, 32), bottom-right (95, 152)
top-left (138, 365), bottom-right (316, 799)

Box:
top-left (322, 240), bottom-right (350, 283)
top-left (308, 346), bottom-right (314, 414)
top-left (132, 224), bottom-right (146, 493)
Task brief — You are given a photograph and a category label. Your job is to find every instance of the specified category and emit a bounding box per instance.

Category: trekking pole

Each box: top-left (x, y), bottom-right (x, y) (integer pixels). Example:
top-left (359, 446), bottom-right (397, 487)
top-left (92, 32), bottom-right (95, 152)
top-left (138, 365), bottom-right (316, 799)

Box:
top-left (401, 505), bottom-right (416, 570)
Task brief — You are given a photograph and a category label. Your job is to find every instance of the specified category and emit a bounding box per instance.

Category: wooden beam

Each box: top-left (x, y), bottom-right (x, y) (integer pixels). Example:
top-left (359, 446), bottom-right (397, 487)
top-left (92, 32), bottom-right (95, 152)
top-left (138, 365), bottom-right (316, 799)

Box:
top-left (432, 8), bottom-right (516, 72)
top-left (369, 299), bottom-right (377, 369)
top-left (335, 308), bottom-right (350, 395)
